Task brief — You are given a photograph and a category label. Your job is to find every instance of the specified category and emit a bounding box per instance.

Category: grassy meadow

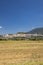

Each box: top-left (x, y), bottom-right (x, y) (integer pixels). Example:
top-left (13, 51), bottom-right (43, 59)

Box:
top-left (0, 40), bottom-right (43, 65)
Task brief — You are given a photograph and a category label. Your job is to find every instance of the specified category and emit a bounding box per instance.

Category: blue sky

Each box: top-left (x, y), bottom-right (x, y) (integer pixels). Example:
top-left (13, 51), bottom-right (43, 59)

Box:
top-left (0, 0), bottom-right (43, 34)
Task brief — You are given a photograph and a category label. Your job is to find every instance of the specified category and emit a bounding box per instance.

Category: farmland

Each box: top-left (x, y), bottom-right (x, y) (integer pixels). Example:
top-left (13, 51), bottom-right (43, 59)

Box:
top-left (0, 40), bottom-right (43, 65)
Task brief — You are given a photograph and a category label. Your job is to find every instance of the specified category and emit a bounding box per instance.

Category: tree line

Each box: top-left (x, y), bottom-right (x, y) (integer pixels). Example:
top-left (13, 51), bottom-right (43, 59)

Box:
top-left (0, 36), bottom-right (43, 41)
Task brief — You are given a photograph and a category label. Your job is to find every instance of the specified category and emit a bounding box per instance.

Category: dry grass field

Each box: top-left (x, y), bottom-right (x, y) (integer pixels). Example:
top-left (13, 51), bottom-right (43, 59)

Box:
top-left (0, 40), bottom-right (43, 65)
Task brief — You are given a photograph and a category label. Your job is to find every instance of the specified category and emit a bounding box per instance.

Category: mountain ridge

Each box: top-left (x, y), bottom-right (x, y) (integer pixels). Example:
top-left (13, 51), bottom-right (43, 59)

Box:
top-left (17, 27), bottom-right (43, 35)
top-left (26, 27), bottom-right (43, 34)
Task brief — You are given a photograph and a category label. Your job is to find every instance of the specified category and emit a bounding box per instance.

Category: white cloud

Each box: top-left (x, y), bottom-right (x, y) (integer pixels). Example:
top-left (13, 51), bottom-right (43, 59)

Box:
top-left (0, 26), bottom-right (2, 29)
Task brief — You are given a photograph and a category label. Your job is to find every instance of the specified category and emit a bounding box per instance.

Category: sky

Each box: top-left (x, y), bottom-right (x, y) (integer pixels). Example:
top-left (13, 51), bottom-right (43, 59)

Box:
top-left (0, 0), bottom-right (43, 34)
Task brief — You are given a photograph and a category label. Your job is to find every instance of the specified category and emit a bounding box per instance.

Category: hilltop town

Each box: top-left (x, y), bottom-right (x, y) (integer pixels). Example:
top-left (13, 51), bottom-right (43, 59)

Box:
top-left (0, 27), bottom-right (43, 40)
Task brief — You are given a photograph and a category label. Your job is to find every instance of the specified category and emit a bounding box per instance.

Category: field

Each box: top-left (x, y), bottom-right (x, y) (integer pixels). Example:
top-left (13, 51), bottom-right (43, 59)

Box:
top-left (0, 40), bottom-right (43, 65)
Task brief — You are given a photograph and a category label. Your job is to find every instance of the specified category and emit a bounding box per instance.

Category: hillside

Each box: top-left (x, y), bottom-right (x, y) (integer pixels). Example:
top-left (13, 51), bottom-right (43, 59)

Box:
top-left (17, 27), bottom-right (43, 35)
top-left (27, 27), bottom-right (43, 35)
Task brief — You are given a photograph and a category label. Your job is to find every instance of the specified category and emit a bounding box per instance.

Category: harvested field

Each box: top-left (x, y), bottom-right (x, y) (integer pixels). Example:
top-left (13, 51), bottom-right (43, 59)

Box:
top-left (0, 40), bottom-right (43, 65)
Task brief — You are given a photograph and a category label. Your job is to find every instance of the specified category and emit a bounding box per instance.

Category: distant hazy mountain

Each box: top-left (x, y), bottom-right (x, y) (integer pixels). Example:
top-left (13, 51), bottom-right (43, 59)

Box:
top-left (27, 27), bottom-right (43, 34)
top-left (17, 28), bottom-right (43, 35)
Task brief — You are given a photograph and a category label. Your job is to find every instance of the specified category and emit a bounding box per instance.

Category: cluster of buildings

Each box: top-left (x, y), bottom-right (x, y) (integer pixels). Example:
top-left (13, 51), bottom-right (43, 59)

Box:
top-left (0, 33), bottom-right (43, 40)
top-left (3, 33), bottom-right (43, 38)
